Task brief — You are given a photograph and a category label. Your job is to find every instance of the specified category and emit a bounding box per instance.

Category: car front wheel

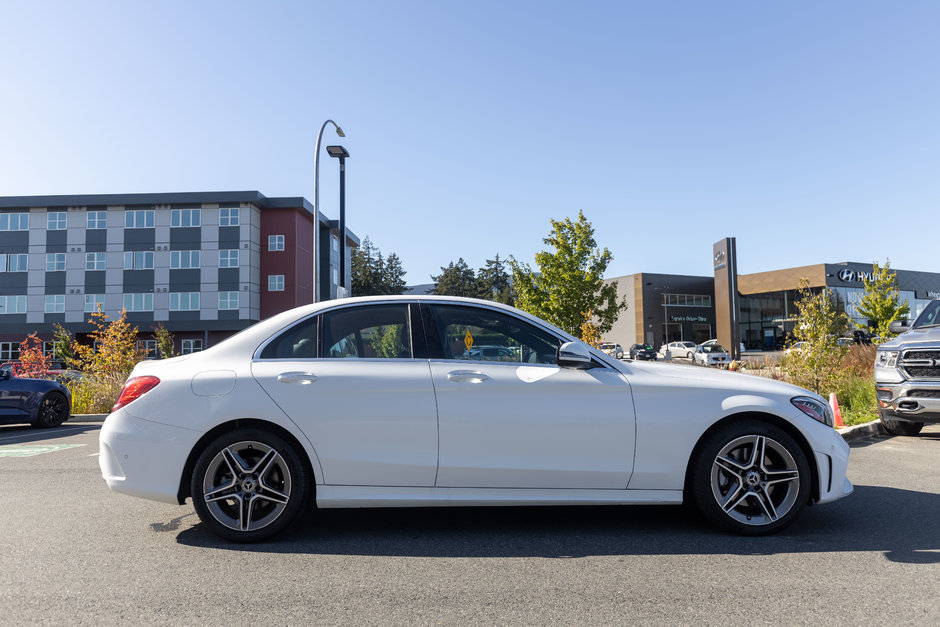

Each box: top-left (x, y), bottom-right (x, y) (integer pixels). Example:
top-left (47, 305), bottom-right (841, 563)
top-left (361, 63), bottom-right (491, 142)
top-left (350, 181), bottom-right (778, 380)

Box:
top-left (32, 391), bottom-right (70, 428)
top-left (689, 420), bottom-right (811, 535)
top-left (880, 413), bottom-right (924, 436)
top-left (191, 429), bottom-right (310, 542)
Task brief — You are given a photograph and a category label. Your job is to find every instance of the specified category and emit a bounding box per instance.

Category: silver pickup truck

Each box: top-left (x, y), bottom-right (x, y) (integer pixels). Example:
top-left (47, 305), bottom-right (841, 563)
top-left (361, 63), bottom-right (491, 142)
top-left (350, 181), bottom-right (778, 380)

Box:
top-left (873, 299), bottom-right (940, 436)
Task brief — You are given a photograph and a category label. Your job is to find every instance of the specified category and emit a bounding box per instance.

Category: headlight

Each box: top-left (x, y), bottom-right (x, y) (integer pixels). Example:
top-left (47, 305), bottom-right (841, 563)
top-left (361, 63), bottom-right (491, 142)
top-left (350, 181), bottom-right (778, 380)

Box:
top-left (876, 350), bottom-right (899, 368)
top-left (791, 396), bottom-right (834, 428)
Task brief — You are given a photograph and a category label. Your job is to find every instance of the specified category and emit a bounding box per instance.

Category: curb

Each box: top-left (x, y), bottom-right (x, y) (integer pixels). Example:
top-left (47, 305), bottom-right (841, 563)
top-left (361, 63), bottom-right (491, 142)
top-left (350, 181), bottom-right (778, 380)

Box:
top-left (837, 420), bottom-right (886, 443)
top-left (71, 414), bottom-right (108, 423)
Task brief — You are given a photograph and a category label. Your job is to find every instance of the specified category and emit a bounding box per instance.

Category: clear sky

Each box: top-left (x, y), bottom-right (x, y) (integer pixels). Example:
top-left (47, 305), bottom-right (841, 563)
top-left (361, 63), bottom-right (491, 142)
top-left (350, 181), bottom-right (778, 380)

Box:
top-left (2, 1), bottom-right (938, 285)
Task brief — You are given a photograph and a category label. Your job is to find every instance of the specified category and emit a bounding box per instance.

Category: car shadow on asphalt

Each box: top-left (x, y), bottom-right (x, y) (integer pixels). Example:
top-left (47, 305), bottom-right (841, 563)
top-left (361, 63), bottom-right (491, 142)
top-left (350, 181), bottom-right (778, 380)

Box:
top-left (174, 484), bottom-right (938, 564)
top-left (0, 421), bottom-right (100, 444)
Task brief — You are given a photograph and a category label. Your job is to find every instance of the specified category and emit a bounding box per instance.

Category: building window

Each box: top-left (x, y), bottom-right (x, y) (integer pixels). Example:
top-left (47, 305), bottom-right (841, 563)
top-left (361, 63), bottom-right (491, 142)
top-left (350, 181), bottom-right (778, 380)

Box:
top-left (125, 210), bottom-right (155, 229)
top-left (268, 275), bottom-right (285, 292)
top-left (0, 213), bottom-right (29, 231)
top-left (268, 235), bottom-right (285, 251)
top-left (170, 250), bottom-right (200, 269)
top-left (218, 291), bottom-right (239, 310)
top-left (46, 253), bottom-right (66, 272)
top-left (47, 212), bottom-right (67, 230)
top-left (85, 294), bottom-right (105, 313)
top-left (662, 293), bottom-right (713, 308)
top-left (171, 208), bottom-right (201, 228)
top-left (4, 254), bottom-right (27, 272)
top-left (332, 268), bottom-right (339, 286)
top-left (124, 251), bottom-right (154, 270)
top-left (170, 292), bottom-right (200, 311)
top-left (0, 296), bottom-right (27, 314)
top-left (86, 252), bottom-right (106, 271)
top-left (181, 339), bottom-right (203, 354)
top-left (219, 249), bottom-right (239, 268)
top-left (332, 234), bottom-right (339, 252)
top-left (137, 340), bottom-right (157, 358)
top-left (123, 293), bottom-right (154, 312)
top-left (220, 208), bottom-right (239, 226)
top-left (45, 295), bottom-right (65, 314)
top-left (42, 341), bottom-right (60, 357)
top-left (0, 342), bottom-right (20, 360)
top-left (87, 210), bottom-right (107, 229)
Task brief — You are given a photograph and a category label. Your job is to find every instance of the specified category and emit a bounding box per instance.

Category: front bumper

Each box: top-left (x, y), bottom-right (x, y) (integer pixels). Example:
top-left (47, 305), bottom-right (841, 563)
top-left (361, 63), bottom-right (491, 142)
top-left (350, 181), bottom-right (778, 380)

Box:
top-left (99, 408), bottom-right (202, 504)
top-left (874, 380), bottom-right (940, 424)
top-left (813, 424), bottom-right (853, 504)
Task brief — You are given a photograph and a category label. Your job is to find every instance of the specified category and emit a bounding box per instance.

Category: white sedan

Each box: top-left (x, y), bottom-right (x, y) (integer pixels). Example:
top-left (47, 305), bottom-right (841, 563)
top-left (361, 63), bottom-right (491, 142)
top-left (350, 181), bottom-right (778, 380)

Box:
top-left (100, 296), bottom-right (852, 542)
top-left (661, 341), bottom-right (697, 359)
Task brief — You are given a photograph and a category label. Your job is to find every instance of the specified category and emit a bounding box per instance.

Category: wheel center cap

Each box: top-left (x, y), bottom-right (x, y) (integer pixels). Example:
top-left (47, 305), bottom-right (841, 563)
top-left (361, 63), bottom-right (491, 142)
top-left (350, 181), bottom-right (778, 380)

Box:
top-left (745, 471), bottom-right (761, 487)
top-left (241, 478), bottom-right (258, 493)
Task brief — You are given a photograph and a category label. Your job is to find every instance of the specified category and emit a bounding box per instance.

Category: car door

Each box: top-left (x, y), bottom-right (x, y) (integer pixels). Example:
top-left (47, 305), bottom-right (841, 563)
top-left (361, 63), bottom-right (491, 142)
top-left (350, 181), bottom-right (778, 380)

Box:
top-left (425, 303), bottom-right (635, 489)
top-left (0, 374), bottom-right (25, 418)
top-left (251, 302), bottom-right (438, 487)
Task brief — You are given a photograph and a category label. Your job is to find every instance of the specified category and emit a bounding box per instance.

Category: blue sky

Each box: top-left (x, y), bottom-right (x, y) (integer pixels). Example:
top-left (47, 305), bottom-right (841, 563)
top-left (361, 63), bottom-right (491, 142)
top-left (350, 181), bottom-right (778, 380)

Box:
top-left (2, 1), bottom-right (938, 285)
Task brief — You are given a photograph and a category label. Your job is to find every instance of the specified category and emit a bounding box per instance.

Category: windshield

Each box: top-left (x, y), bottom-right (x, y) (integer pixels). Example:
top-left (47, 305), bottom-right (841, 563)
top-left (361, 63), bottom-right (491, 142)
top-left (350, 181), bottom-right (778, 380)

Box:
top-left (704, 345), bottom-right (727, 353)
top-left (914, 300), bottom-right (940, 328)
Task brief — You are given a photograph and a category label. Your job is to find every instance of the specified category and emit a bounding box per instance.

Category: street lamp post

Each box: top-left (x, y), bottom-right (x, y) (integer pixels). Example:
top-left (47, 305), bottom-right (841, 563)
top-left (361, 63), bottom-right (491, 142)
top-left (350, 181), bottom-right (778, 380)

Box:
top-left (313, 119), bottom-right (345, 302)
top-left (327, 145), bottom-right (349, 298)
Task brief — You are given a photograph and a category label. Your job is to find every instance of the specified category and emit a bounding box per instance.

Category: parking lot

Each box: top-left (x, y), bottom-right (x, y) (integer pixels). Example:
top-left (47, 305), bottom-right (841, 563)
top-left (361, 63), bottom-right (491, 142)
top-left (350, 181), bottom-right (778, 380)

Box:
top-left (0, 419), bottom-right (937, 624)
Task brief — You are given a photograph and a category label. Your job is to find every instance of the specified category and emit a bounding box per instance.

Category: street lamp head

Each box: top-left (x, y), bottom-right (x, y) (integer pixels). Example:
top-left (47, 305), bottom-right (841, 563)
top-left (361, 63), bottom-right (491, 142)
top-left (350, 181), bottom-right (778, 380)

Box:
top-left (334, 125), bottom-right (346, 138)
top-left (327, 145), bottom-right (350, 159)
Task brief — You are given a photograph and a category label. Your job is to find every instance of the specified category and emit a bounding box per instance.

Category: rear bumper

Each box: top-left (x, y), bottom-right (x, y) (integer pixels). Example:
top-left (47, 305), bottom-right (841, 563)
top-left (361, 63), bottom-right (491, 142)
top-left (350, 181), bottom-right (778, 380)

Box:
top-left (99, 409), bottom-right (201, 504)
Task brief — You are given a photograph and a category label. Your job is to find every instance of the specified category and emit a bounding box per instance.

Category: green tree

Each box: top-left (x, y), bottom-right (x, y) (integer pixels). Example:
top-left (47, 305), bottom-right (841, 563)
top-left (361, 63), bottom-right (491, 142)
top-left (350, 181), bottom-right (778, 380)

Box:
top-left (153, 322), bottom-right (177, 359)
top-left (478, 254), bottom-right (514, 305)
top-left (509, 211), bottom-right (627, 339)
top-left (51, 323), bottom-right (77, 368)
top-left (432, 258), bottom-right (482, 297)
top-left (73, 309), bottom-right (146, 379)
top-left (351, 236), bottom-right (407, 296)
top-left (782, 279), bottom-right (850, 395)
top-left (856, 260), bottom-right (910, 342)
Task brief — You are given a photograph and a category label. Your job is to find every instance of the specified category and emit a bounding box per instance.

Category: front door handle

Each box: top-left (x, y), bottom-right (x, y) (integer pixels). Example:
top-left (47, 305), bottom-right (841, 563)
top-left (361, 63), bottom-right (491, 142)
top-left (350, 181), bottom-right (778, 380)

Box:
top-left (277, 371), bottom-right (319, 385)
top-left (446, 370), bottom-right (490, 383)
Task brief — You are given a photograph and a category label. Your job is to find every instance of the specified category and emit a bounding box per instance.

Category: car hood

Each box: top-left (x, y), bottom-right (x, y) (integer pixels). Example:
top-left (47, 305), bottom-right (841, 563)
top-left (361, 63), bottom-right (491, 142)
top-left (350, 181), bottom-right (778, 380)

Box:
top-left (880, 326), bottom-right (940, 350)
top-left (623, 360), bottom-right (817, 399)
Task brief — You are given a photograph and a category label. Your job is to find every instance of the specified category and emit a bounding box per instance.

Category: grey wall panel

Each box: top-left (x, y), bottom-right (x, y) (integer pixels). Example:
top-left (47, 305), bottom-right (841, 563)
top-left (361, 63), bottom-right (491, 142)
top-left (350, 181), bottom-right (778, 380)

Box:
top-left (45, 272), bottom-right (66, 294)
top-left (123, 270), bottom-right (155, 291)
top-left (217, 268), bottom-right (239, 290)
top-left (218, 226), bottom-right (240, 249)
top-left (123, 229), bottom-right (155, 251)
top-left (45, 230), bottom-right (67, 251)
top-left (85, 229), bottom-right (107, 251)
top-left (170, 227), bottom-right (201, 250)
top-left (169, 269), bottom-right (201, 291)
top-left (0, 233), bottom-right (28, 252)
top-left (85, 271), bottom-right (106, 293)
top-left (0, 274), bottom-right (28, 291)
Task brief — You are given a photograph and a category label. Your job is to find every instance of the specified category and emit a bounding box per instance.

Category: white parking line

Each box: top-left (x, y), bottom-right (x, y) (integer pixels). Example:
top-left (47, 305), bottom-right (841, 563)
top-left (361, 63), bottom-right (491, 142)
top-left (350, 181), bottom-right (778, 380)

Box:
top-left (0, 424), bottom-right (98, 443)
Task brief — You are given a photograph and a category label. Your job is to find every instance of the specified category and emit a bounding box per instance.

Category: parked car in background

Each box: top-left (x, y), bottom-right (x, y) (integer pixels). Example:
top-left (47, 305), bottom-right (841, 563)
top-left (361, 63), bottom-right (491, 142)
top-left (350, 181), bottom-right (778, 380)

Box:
top-left (100, 295), bottom-right (851, 542)
top-left (0, 370), bottom-right (71, 428)
top-left (660, 341), bottom-right (697, 359)
top-left (629, 343), bottom-right (657, 361)
top-left (692, 344), bottom-right (731, 367)
top-left (598, 342), bottom-right (624, 359)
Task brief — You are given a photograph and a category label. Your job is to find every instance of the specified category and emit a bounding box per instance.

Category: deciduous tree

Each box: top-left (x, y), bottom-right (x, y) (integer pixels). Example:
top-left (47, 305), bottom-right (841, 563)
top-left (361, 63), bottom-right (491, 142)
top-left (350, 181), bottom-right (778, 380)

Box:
top-left (782, 279), bottom-right (850, 395)
top-left (509, 211), bottom-right (626, 339)
top-left (856, 260), bottom-right (910, 342)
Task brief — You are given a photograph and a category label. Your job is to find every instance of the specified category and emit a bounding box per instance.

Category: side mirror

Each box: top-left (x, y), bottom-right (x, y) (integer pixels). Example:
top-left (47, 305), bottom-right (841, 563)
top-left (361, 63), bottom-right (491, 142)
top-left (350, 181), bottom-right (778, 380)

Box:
top-left (889, 320), bottom-right (910, 334)
top-left (0, 370), bottom-right (10, 380)
top-left (557, 342), bottom-right (594, 369)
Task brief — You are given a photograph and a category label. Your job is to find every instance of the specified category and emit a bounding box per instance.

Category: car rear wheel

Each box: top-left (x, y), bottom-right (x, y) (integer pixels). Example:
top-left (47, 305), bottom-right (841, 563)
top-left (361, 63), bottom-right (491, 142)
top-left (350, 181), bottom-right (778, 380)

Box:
top-left (689, 420), bottom-right (811, 535)
top-left (191, 429), bottom-right (310, 542)
top-left (880, 414), bottom-right (924, 436)
top-left (32, 391), bottom-right (69, 428)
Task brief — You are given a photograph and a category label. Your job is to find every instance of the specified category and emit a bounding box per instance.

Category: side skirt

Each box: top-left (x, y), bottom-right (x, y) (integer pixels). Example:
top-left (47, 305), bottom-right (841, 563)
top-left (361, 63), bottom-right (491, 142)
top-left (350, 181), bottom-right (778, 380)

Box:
top-left (316, 486), bottom-right (683, 509)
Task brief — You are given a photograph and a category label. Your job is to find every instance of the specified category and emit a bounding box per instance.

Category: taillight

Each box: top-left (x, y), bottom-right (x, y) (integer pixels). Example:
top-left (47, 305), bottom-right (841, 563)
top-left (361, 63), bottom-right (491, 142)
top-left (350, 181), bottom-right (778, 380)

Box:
top-left (112, 376), bottom-right (161, 411)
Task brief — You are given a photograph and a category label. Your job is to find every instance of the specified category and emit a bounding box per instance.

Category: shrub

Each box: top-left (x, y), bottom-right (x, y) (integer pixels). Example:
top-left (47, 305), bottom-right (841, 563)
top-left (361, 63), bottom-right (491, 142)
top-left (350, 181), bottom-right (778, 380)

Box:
top-left (67, 373), bottom-right (128, 414)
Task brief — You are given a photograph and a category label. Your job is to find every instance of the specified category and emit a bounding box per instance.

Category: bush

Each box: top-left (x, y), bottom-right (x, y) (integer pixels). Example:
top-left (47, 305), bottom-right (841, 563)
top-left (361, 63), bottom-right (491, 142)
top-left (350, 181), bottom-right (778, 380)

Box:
top-left (833, 374), bottom-right (878, 426)
top-left (67, 374), bottom-right (127, 414)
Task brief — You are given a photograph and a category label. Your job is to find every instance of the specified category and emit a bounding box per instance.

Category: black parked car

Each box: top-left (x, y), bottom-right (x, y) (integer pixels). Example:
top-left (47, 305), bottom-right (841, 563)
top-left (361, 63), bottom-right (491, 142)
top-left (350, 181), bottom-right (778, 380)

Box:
top-left (629, 343), bottom-right (657, 360)
top-left (0, 371), bottom-right (71, 428)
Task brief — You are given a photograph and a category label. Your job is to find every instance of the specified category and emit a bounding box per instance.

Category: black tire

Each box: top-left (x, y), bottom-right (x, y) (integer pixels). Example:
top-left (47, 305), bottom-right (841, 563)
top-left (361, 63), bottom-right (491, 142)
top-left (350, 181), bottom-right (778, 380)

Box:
top-left (880, 414), bottom-right (924, 436)
top-left (688, 420), bottom-right (811, 535)
top-left (191, 429), bottom-right (311, 542)
top-left (32, 391), bottom-right (70, 428)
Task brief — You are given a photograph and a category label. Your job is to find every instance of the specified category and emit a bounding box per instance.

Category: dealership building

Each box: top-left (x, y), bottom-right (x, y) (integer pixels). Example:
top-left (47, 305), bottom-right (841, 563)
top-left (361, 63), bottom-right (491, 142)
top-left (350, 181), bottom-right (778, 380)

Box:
top-left (606, 240), bottom-right (940, 353)
top-left (0, 191), bottom-right (358, 359)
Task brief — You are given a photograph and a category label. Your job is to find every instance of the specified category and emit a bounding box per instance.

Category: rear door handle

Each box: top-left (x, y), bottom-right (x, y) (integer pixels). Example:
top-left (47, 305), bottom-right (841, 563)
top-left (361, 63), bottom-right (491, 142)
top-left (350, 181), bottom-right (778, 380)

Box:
top-left (446, 370), bottom-right (490, 383)
top-left (277, 371), bottom-right (319, 385)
